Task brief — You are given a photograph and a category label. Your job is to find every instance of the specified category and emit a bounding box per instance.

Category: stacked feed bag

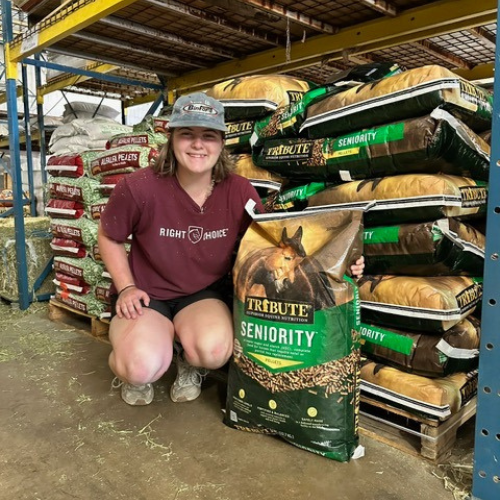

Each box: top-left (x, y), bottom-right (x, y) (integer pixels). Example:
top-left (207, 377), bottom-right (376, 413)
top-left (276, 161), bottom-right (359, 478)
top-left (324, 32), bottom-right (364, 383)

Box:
top-left (88, 143), bottom-right (159, 201)
top-left (247, 64), bottom-right (490, 420)
top-left (356, 219), bottom-right (484, 419)
top-left (207, 74), bottom-right (313, 200)
top-left (300, 65), bottom-right (492, 138)
top-left (231, 153), bottom-right (286, 196)
top-left (250, 62), bottom-right (403, 149)
top-left (85, 117), bottom-right (167, 316)
top-left (49, 101), bottom-right (132, 155)
top-left (52, 255), bottom-right (107, 316)
top-left (45, 151), bottom-right (106, 315)
top-left (45, 152), bottom-right (102, 224)
top-left (106, 114), bottom-right (168, 150)
top-left (0, 217), bottom-right (54, 302)
top-left (359, 359), bottom-right (477, 420)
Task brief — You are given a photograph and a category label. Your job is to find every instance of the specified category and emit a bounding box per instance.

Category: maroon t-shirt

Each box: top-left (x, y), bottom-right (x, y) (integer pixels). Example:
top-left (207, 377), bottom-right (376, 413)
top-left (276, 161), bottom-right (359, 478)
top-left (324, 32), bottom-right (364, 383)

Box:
top-left (100, 167), bottom-right (264, 299)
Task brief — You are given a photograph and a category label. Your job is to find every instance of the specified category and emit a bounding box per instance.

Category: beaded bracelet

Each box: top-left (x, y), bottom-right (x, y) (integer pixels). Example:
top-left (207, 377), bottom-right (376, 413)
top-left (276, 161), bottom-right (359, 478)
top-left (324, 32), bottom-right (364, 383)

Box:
top-left (118, 284), bottom-right (136, 296)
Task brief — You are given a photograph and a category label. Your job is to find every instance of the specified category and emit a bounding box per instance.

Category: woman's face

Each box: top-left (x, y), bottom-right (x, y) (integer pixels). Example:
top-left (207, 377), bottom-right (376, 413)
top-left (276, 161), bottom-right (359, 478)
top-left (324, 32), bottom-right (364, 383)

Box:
top-left (172, 126), bottom-right (224, 176)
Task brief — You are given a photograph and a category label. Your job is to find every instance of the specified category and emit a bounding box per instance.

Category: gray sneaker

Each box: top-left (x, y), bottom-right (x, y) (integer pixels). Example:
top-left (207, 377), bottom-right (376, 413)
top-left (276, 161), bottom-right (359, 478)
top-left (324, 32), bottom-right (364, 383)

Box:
top-left (170, 356), bottom-right (207, 403)
top-left (112, 377), bottom-right (154, 406)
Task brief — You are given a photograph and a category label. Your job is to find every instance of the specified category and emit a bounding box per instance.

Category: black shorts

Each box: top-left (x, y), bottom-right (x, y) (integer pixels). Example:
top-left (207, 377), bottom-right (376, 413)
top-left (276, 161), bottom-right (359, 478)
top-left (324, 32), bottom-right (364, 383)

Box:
top-left (111, 276), bottom-right (232, 321)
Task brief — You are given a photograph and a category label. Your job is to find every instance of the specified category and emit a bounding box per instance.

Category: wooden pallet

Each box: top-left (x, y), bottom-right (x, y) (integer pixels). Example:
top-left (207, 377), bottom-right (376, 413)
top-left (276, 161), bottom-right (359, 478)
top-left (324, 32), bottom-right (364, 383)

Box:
top-left (48, 299), bottom-right (110, 344)
top-left (359, 394), bottom-right (477, 462)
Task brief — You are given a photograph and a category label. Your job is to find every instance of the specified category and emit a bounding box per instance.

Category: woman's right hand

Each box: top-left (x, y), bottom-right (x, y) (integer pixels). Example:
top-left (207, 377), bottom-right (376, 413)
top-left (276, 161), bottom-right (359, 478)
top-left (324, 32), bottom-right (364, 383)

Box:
top-left (115, 286), bottom-right (150, 320)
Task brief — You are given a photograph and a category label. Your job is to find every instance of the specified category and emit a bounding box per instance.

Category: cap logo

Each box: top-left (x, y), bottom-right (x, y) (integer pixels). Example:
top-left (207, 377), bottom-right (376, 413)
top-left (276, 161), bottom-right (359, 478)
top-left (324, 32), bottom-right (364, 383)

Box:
top-left (183, 103), bottom-right (218, 115)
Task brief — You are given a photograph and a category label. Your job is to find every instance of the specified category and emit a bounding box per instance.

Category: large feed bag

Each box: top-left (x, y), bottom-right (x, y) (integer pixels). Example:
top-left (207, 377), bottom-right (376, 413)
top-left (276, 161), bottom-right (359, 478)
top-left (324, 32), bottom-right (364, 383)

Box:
top-left (226, 208), bottom-right (364, 461)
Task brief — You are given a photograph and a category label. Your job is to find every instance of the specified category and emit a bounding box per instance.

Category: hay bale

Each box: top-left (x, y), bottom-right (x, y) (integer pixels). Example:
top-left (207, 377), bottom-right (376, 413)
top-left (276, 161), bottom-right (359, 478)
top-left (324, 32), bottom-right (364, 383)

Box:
top-left (0, 216), bottom-right (54, 301)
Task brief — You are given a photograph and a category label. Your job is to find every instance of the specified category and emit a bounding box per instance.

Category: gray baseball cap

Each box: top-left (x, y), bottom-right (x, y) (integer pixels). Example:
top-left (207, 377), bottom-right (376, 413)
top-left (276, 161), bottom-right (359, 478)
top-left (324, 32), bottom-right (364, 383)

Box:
top-left (168, 92), bottom-right (227, 132)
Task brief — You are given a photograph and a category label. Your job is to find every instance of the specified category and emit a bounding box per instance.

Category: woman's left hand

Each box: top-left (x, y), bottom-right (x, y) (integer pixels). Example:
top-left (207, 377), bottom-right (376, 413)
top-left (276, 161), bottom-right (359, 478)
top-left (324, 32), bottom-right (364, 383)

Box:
top-left (350, 256), bottom-right (365, 278)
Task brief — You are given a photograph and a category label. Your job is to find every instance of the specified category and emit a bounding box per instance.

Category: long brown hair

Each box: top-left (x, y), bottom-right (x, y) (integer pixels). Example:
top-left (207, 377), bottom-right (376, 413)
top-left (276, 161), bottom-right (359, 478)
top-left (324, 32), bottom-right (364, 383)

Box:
top-left (152, 128), bottom-right (234, 182)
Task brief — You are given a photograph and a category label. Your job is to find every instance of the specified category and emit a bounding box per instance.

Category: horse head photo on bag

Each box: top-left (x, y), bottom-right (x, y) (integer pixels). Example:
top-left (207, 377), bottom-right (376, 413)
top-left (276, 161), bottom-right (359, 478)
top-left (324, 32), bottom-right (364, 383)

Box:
top-left (235, 226), bottom-right (306, 300)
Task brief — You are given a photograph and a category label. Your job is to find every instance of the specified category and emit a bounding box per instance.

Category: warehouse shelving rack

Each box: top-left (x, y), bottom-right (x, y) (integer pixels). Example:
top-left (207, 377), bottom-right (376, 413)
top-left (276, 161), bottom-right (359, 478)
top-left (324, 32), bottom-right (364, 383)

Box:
top-left (0, 0), bottom-right (165, 305)
top-left (1, 0), bottom-right (499, 497)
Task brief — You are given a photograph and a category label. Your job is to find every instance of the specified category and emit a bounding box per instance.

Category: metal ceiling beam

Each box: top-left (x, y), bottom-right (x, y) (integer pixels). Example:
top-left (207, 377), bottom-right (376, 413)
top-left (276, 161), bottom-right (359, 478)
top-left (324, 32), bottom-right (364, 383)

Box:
top-left (167, 0), bottom-right (496, 92)
top-left (237, 0), bottom-right (337, 33)
top-left (358, 0), bottom-right (398, 17)
top-left (59, 86), bottom-right (124, 100)
top-left (114, 69), bottom-right (160, 85)
top-left (47, 46), bottom-right (177, 77)
top-left (468, 27), bottom-right (497, 50)
top-left (71, 32), bottom-right (205, 68)
top-left (23, 57), bottom-right (164, 90)
top-left (37, 62), bottom-right (119, 97)
top-left (14, 0), bottom-right (54, 17)
top-left (8, 0), bottom-right (138, 62)
top-left (342, 52), bottom-right (375, 65)
top-left (413, 40), bottom-right (474, 69)
top-left (145, 0), bottom-right (281, 46)
top-left (99, 16), bottom-right (235, 59)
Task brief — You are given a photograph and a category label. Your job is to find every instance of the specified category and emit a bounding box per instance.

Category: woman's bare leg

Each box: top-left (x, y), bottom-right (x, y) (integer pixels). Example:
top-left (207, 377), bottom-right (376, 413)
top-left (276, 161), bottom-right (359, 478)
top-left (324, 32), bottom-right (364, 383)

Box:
top-left (174, 298), bottom-right (233, 369)
top-left (109, 308), bottom-right (175, 385)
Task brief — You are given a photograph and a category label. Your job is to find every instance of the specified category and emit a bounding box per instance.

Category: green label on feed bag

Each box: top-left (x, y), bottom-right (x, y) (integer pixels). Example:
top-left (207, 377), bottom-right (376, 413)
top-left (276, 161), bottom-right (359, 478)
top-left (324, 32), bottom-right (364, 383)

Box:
top-left (363, 226), bottom-right (400, 245)
top-left (360, 323), bottom-right (414, 355)
top-left (332, 122), bottom-right (405, 151)
top-left (275, 182), bottom-right (328, 203)
top-left (235, 299), bottom-right (355, 374)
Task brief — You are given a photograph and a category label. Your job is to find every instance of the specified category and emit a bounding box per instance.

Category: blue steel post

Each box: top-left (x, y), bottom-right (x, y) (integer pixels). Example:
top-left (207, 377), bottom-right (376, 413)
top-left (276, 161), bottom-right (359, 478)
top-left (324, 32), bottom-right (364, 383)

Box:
top-left (34, 54), bottom-right (47, 186)
top-left (21, 63), bottom-right (36, 216)
top-left (121, 99), bottom-right (126, 125)
top-left (1, 0), bottom-right (31, 308)
top-left (143, 92), bottom-right (164, 119)
top-left (471, 1), bottom-right (500, 498)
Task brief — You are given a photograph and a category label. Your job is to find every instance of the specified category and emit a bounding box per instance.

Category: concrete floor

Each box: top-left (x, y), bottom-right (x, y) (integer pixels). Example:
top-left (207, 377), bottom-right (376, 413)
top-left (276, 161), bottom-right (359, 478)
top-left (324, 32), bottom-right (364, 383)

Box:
top-left (0, 302), bottom-right (470, 500)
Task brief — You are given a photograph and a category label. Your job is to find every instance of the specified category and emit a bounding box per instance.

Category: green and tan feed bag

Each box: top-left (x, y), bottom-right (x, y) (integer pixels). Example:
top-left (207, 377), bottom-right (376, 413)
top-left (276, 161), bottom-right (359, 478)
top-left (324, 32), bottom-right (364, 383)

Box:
top-left (301, 65), bottom-right (492, 138)
top-left (226, 208), bottom-right (363, 461)
top-left (363, 218), bottom-right (485, 276)
top-left (359, 275), bottom-right (482, 333)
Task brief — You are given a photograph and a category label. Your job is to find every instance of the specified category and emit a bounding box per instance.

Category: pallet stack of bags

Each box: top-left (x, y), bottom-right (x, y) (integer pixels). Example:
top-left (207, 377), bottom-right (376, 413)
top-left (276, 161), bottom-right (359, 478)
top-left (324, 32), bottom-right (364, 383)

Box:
top-left (83, 116), bottom-right (168, 319)
top-left (46, 149), bottom-right (114, 318)
top-left (247, 64), bottom-right (492, 422)
top-left (46, 104), bottom-right (167, 320)
top-left (206, 74), bottom-right (316, 204)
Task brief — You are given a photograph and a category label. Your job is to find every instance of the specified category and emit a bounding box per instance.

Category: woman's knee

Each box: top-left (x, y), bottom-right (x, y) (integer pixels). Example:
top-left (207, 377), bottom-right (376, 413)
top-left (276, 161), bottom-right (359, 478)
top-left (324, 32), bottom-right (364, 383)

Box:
top-left (109, 346), bottom-right (171, 384)
top-left (184, 333), bottom-right (233, 369)
top-left (108, 313), bottom-right (174, 383)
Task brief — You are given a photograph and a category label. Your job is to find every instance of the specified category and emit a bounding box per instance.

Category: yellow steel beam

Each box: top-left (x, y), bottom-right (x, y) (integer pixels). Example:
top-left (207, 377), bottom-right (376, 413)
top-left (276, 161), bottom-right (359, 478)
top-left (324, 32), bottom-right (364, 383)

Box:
top-left (9, 0), bottom-right (138, 62)
top-left (454, 62), bottom-right (495, 81)
top-left (0, 130), bottom-right (40, 149)
top-left (38, 63), bottom-right (119, 97)
top-left (124, 91), bottom-right (164, 108)
top-left (3, 44), bottom-right (18, 80)
top-left (167, 0), bottom-right (496, 92)
top-left (0, 85), bottom-right (23, 105)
